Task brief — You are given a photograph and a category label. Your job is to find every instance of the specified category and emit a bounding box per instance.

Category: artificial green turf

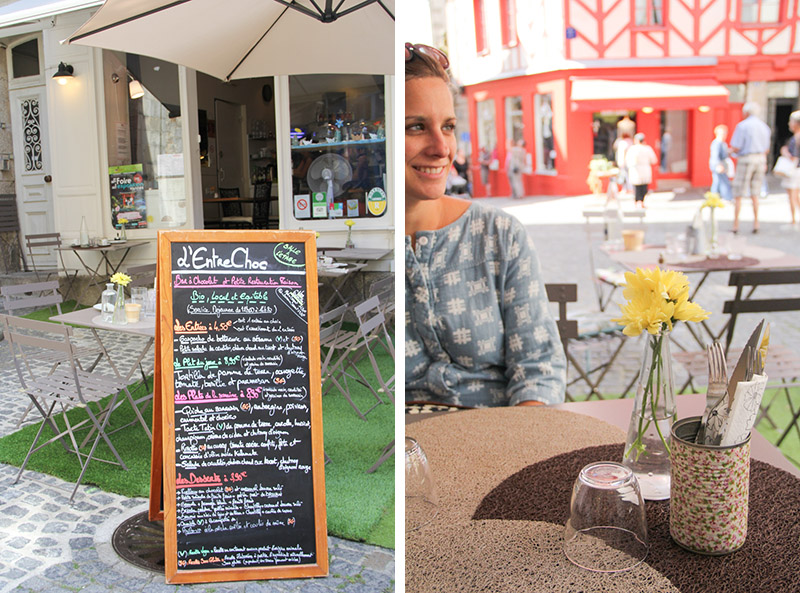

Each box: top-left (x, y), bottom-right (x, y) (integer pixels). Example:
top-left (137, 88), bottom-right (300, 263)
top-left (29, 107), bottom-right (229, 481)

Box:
top-left (754, 387), bottom-right (800, 468)
top-left (0, 329), bottom-right (395, 549)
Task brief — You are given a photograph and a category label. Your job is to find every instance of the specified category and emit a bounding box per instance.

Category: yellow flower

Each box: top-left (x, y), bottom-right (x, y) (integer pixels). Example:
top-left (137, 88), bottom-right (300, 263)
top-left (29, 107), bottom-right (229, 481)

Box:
top-left (110, 272), bottom-right (132, 287)
top-left (702, 192), bottom-right (725, 209)
top-left (118, 218), bottom-right (129, 225)
top-left (612, 267), bottom-right (709, 336)
top-left (344, 219), bottom-right (355, 228)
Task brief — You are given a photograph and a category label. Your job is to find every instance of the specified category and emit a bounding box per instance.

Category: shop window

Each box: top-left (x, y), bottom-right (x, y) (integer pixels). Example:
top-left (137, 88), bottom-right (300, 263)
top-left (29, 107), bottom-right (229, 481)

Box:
top-left (289, 74), bottom-right (386, 221)
top-left (476, 98), bottom-right (497, 166)
top-left (103, 51), bottom-right (187, 232)
top-left (534, 94), bottom-right (555, 173)
top-left (634, 0), bottom-right (664, 26)
top-left (740, 0), bottom-right (780, 23)
top-left (505, 96), bottom-right (524, 145)
top-left (11, 39), bottom-right (39, 79)
top-left (500, 0), bottom-right (518, 48)
top-left (474, 0), bottom-right (488, 55)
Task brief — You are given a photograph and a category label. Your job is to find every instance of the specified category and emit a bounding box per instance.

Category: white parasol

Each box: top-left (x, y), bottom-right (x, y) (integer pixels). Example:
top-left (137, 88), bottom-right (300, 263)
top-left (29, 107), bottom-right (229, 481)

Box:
top-left (67, 0), bottom-right (394, 80)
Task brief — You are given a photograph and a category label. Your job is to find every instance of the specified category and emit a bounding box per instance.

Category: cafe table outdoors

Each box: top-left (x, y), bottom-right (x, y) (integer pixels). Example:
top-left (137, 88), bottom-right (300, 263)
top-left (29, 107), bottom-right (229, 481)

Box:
top-left (316, 247), bottom-right (393, 309)
top-left (56, 240), bottom-right (149, 297)
top-left (405, 396), bottom-right (800, 593)
top-left (50, 305), bottom-right (155, 440)
top-left (601, 241), bottom-right (800, 347)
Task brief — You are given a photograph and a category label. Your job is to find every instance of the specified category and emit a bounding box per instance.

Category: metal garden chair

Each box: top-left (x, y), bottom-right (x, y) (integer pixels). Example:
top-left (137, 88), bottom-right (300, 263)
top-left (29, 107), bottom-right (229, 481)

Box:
top-left (1, 314), bottom-right (135, 502)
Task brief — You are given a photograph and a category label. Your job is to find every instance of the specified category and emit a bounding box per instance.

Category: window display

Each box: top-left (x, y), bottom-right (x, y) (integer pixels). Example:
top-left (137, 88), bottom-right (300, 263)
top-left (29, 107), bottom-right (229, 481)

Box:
top-left (289, 74), bottom-right (386, 221)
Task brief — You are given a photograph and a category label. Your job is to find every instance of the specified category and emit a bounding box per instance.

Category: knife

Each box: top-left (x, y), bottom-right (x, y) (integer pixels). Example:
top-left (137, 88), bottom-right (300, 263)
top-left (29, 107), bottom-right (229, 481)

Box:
top-left (727, 319), bottom-right (765, 408)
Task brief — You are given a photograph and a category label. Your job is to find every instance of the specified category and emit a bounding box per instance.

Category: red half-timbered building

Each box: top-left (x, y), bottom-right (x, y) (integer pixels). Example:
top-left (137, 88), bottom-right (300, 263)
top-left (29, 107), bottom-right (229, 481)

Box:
top-left (445, 0), bottom-right (800, 196)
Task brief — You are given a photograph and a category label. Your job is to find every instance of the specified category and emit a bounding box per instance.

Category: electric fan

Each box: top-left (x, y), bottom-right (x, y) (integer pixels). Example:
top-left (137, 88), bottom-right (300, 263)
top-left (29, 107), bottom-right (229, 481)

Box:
top-left (306, 153), bottom-right (353, 218)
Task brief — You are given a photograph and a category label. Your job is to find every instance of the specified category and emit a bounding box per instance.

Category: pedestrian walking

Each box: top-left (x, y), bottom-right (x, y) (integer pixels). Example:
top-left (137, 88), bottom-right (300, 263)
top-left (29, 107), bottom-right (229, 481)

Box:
top-left (709, 124), bottom-right (733, 202)
top-left (625, 132), bottom-right (657, 208)
top-left (779, 110), bottom-right (800, 227)
top-left (730, 101), bottom-right (771, 233)
top-left (613, 132), bottom-right (633, 194)
top-left (479, 145), bottom-right (494, 197)
top-left (452, 148), bottom-right (472, 196)
top-left (506, 139), bottom-right (527, 199)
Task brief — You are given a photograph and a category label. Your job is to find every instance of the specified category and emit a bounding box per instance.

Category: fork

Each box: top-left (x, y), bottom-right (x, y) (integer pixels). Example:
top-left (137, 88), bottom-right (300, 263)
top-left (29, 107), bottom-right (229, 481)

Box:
top-left (697, 341), bottom-right (729, 444)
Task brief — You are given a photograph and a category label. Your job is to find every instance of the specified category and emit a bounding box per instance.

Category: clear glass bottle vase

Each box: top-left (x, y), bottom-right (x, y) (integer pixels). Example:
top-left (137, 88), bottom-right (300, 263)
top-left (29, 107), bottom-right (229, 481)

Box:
top-left (101, 283), bottom-right (116, 323)
top-left (112, 284), bottom-right (127, 325)
top-left (622, 328), bottom-right (676, 500)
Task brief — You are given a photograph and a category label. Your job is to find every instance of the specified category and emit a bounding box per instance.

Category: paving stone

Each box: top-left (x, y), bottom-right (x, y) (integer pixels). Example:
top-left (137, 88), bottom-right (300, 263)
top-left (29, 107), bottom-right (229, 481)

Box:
top-left (14, 557), bottom-right (42, 571)
top-left (7, 536), bottom-right (31, 549)
top-left (5, 504), bottom-right (29, 518)
top-left (42, 521), bottom-right (70, 534)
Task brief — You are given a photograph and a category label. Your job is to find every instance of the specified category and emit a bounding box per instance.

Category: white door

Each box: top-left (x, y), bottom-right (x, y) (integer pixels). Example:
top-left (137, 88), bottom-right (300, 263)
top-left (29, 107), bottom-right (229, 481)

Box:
top-left (7, 36), bottom-right (55, 267)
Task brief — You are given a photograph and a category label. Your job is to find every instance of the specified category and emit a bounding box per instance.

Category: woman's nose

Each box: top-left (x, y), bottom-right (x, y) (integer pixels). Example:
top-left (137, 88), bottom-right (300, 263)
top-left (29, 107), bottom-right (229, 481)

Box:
top-left (425, 130), bottom-right (450, 157)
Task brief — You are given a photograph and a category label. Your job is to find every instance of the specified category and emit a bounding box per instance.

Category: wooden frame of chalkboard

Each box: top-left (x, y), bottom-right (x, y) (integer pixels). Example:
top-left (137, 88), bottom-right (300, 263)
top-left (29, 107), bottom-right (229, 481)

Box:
top-left (154, 230), bottom-right (327, 584)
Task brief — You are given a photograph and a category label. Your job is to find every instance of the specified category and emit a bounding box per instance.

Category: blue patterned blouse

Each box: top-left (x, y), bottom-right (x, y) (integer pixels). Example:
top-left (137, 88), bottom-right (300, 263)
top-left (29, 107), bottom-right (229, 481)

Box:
top-left (405, 202), bottom-right (566, 407)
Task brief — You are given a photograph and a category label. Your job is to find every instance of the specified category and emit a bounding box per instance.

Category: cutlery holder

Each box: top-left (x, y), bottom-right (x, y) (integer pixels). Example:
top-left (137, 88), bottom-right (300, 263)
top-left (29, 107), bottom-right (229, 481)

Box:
top-left (670, 416), bottom-right (750, 555)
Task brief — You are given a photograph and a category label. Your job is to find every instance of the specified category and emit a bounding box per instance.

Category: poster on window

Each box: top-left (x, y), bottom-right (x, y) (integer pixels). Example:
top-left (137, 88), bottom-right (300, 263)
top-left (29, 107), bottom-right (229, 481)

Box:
top-left (109, 164), bottom-right (147, 229)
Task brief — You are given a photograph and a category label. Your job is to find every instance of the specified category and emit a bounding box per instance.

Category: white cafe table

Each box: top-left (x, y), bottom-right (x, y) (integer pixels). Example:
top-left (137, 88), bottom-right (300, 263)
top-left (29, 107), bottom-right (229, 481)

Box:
top-left (50, 306), bottom-right (155, 385)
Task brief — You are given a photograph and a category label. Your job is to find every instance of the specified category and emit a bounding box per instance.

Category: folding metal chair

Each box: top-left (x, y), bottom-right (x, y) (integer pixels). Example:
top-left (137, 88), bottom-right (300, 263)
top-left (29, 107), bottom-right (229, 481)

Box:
top-left (25, 233), bottom-right (79, 302)
top-left (1, 314), bottom-right (134, 502)
top-left (368, 275), bottom-right (395, 328)
top-left (673, 269), bottom-right (800, 446)
top-left (582, 208), bottom-right (646, 312)
top-left (321, 297), bottom-right (393, 420)
top-left (2, 280), bottom-right (105, 427)
top-left (546, 283), bottom-right (633, 401)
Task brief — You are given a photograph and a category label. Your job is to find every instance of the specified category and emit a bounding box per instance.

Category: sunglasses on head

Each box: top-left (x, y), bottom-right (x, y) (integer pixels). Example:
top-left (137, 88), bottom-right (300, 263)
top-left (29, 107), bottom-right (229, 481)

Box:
top-left (405, 42), bottom-right (450, 70)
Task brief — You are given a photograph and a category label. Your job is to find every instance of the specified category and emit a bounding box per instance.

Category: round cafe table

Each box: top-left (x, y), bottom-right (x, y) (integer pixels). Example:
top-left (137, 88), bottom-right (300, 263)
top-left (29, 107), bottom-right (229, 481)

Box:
top-left (405, 403), bottom-right (800, 593)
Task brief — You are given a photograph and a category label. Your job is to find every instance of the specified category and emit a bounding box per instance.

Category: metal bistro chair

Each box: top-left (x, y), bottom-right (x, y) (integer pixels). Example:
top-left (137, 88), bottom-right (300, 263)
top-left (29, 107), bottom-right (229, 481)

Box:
top-left (674, 269), bottom-right (800, 446)
top-left (582, 208), bottom-right (646, 312)
top-left (1, 314), bottom-right (134, 502)
top-left (2, 280), bottom-right (106, 428)
top-left (25, 232), bottom-right (80, 302)
top-left (219, 187), bottom-right (253, 228)
top-left (545, 283), bottom-right (634, 401)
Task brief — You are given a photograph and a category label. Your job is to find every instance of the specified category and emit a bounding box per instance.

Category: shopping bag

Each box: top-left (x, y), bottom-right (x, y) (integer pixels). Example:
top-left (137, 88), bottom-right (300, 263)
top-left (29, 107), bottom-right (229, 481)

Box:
top-left (773, 155), bottom-right (796, 177)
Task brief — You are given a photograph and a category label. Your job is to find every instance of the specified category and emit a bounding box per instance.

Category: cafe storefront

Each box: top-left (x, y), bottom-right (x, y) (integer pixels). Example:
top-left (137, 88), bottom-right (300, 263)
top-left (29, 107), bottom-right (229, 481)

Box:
top-left (0, 1), bottom-right (395, 273)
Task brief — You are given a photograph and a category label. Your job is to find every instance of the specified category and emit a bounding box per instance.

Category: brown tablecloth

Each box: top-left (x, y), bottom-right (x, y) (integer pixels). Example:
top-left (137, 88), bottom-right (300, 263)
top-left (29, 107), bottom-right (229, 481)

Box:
top-left (405, 408), bottom-right (800, 593)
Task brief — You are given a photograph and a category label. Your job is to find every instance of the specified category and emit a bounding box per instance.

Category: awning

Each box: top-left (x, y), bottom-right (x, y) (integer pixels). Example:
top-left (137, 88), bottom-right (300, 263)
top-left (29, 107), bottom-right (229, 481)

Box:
top-left (0, 0), bottom-right (102, 29)
top-left (570, 78), bottom-right (730, 111)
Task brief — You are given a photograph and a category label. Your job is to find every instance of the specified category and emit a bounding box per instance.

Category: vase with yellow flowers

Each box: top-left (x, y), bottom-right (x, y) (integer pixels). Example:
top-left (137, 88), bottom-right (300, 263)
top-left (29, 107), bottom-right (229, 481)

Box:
top-left (117, 218), bottom-right (129, 241)
top-left (614, 267), bottom-right (710, 500)
top-left (110, 272), bottom-right (132, 325)
top-left (702, 192), bottom-right (725, 256)
top-left (344, 219), bottom-right (355, 249)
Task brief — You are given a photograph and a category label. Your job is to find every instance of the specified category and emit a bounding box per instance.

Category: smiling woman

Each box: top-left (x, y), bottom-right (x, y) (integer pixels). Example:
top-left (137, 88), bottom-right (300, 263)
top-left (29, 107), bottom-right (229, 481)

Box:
top-left (404, 43), bottom-right (567, 408)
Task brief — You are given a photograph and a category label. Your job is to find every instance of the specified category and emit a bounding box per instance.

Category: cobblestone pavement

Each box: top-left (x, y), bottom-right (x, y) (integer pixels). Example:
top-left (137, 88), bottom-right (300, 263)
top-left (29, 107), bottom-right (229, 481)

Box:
top-left (0, 329), bottom-right (395, 593)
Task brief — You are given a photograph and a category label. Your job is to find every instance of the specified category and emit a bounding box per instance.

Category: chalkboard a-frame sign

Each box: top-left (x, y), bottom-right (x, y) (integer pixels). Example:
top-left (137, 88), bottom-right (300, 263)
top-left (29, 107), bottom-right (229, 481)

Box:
top-left (153, 230), bottom-right (327, 584)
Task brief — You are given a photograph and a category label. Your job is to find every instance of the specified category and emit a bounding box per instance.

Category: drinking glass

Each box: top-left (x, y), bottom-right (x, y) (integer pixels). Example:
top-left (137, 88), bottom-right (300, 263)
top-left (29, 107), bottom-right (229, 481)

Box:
top-left (727, 235), bottom-right (745, 260)
top-left (405, 437), bottom-right (438, 531)
top-left (131, 286), bottom-right (147, 309)
top-left (563, 461), bottom-right (649, 572)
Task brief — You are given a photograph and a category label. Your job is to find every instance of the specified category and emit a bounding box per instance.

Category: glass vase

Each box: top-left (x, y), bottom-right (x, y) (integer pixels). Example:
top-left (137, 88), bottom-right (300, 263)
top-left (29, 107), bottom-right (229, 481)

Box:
top-left (112, 284), bottom-right (127, 325)
top-left (708, 208), bottom-right (718, 256)
top-left (622, 328), bottom-right (676, 500)
top-left (120, 225), bottom-right (127, 241)
top-left (345, 228), bottom-right (354, 249)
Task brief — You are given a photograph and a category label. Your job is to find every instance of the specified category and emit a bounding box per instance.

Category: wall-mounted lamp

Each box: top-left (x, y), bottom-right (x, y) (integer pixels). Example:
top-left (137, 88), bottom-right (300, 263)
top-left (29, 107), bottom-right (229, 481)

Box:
top-left (111, 71), bottom-right (145, 99)
top-left (53, 62), bottom-right (74, 85)
top-left (641, 106), bottom-right (654, 114)
top-left (128, 79), bottom-right (145, 100)
top-left (698, 105), bottom-right (711, 113)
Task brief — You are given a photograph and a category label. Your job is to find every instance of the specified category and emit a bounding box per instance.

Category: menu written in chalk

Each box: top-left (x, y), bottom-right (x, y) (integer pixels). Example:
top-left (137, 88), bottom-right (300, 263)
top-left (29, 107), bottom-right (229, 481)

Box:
top-left (168, 240), bottom-right (323, 576)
